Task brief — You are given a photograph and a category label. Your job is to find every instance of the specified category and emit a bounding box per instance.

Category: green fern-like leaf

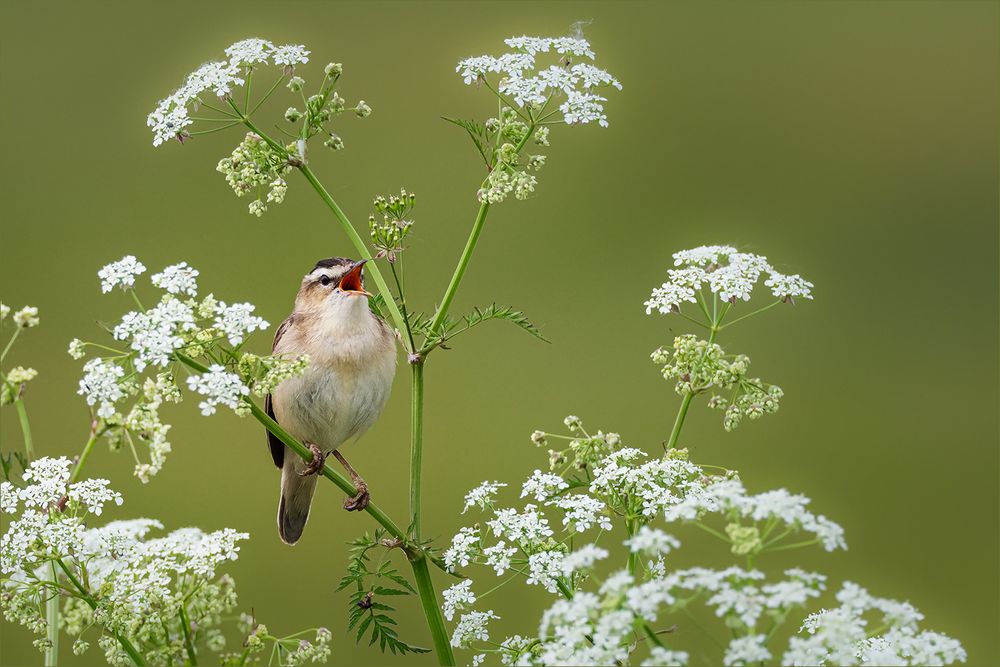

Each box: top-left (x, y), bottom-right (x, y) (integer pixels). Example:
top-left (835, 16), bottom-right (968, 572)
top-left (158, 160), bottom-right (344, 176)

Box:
top-left (442, 116), bottom-right (491, 166)
top-left (340, 529), bottom-right (430, 655)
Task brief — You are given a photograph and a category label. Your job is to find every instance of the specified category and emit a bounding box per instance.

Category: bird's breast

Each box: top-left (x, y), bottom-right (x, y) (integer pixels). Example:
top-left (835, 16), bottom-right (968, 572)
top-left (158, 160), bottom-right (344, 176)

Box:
top-left (272, 318), bottom-right (396, 450)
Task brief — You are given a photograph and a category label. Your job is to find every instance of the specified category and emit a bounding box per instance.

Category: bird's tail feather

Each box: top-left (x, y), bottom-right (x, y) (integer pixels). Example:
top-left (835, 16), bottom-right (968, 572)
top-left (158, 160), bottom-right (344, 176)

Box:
top-left (278, 451), bottom-right (319, 545)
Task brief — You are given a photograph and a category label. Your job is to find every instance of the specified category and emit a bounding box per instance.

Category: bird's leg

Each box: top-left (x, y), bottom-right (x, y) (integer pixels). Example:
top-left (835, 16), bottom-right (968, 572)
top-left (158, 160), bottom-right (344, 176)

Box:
top-left (297, 442), bottom-right (326, 477)
top-left (331, 449), bottom-right (370, 512)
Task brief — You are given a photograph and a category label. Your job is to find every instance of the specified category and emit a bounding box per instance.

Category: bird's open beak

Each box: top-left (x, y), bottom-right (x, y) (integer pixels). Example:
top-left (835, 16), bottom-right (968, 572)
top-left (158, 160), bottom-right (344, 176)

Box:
top-left (338, 259), bottom-right (371, 296)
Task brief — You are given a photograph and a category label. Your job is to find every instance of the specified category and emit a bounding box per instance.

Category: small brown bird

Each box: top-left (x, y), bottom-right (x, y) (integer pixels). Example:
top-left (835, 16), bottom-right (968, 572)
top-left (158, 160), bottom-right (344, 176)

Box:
top-left (265, 257), bottom-right (397, 544)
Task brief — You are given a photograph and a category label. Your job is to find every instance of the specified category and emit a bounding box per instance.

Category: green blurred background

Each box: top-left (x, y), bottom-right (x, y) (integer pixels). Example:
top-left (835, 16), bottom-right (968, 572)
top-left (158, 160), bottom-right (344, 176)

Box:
top-left (2, 1), bottom-right (997, 665)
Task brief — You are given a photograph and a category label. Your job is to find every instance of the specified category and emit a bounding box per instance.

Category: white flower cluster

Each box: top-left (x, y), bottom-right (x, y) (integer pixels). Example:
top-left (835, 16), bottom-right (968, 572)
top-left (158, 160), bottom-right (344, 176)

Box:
top-left (73, 257), bottom-right (302, 482)
top-left (644, 245), bottom-right (813, 315)
top-left (2, 304), bottom-right (40, 328)
top-left (457, 35), bottom-right (621, 127)
top-left (1, 458), bottom-right (261, 663)
top-left (440, 414), bottom-right (964, 667)
top-left (784, 582), bottom-right (967, 666)
top-left (664, 478), bottom-right (847, 552)
top-left (98, 255), bottom-right (147, 293)
top-left (186, 364), bottom-right (250, 416)
top-left (148, 37), bottom-right (310, 146)
top-left (151, 261), bottom-right (199, 296)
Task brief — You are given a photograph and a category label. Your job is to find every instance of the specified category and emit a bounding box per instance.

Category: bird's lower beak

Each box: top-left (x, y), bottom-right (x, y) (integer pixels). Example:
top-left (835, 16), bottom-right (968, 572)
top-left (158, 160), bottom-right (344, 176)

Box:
top-left (339, 259), bottom-right (371, 296)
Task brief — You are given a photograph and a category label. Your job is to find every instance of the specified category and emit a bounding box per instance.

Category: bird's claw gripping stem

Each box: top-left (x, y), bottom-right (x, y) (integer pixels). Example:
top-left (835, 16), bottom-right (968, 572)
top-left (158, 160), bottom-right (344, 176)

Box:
top-left (332, 449), bottom-right (370, 512)
top-left (298, 443), bottom-right (326, 477)
top-left (343, 482), bottom-right (370, 512)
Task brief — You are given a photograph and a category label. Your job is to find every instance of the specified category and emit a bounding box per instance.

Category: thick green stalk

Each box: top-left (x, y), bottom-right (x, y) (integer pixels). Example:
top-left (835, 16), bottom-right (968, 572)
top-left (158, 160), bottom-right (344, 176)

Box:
top-left (425, 201), bottom-right (490, 338)
top-left (45, 563), bottom-right (59, 666)
top-left (409, 554), bottom-right (456, 665)
top-left (410, 361), bottom-right (425, 541)
top-left (665, 326), bottom-right (719, 450)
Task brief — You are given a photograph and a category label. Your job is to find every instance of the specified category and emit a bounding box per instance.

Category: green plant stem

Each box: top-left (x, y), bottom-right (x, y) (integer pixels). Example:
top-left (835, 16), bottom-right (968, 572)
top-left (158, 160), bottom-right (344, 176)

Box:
top-left (179, 605), bottom-right (198, 666)
top-left (664, 393), bottom-right (694, 452)
top-left (423, 121), bottom-right (536, 344)
top-left (70, 430), bottom-right (98, 484)
top-left (625, 519), bottom-right (638, 576)
top-left (410, 361), bottom-right (425, 541)
top-left (409, 554), bottom-right (456, 665)
top-left (14, 398), bottom-right (34, 459)
top-left (665, 326), bottom-right (719, 450)
top-left (55, 559), bottom-right (145, 665)
top-left (718, 299), bottom-right (782, 330)
top-left (1, 327), bottom-right (21, 362)
top-left (45, 563), bottom-right (59, 666)
top-left (424, 202), bottom-right (490, 340)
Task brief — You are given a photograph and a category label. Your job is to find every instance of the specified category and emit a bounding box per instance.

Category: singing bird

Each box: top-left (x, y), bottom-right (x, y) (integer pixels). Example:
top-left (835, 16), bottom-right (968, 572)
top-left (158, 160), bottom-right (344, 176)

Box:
top-left (265, 257), bottom-right (397, 544)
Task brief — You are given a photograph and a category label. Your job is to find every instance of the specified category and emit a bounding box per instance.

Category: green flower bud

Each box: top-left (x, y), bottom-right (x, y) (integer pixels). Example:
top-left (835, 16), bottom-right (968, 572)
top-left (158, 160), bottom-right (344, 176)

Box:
top-left (284, 107), bottom-right (302, 122)
top-left (324, 62), bottom-right (342, 77)
top-left (323, 134), bottom-right (344, 150)
top-left (286, 76), bottom-right (305, 92)
top-left (725, 523), bottom-right (762, 556)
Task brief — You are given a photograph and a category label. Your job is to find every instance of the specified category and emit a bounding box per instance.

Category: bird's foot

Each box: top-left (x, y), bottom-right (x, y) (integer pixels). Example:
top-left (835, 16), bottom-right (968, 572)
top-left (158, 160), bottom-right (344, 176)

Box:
top-left (297, 443), bottom-right (326, 477)
top-left (343, 481), bottom-right (369, 512)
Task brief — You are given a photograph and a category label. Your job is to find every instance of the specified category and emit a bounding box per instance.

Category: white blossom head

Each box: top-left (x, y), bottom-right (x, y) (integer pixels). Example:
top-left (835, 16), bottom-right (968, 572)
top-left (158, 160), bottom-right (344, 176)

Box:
top-left (645, 245), bottom-right (814, 315)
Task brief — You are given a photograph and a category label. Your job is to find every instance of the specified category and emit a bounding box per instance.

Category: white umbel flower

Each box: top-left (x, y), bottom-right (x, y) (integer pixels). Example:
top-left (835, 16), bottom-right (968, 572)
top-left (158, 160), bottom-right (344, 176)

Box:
top-left (151, 262), bottom-right (200, 297)
top-left (185, 365), bottom-right (249, 415)
top-left (98, 256), bottom-right (147, 293)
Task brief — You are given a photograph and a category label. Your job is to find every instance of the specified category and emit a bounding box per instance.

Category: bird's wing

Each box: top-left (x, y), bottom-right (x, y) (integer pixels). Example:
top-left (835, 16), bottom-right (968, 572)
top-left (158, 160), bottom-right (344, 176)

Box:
top-left (265, 316), bottom-right (293, 469)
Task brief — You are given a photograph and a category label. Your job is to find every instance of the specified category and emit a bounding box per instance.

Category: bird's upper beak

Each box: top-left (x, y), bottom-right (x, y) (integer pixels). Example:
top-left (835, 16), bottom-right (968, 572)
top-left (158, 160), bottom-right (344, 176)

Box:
top-left (338, 259), bottom-right (371, 296)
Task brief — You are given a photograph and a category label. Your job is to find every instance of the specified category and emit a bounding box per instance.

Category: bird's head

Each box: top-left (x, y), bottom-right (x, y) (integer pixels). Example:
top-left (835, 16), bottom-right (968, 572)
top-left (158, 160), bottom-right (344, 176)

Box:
top-left (294, 257), bottom-right (371, 320)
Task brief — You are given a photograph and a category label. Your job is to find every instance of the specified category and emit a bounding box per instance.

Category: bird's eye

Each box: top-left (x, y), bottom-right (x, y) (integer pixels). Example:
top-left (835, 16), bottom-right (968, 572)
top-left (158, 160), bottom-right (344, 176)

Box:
top-left (320, 275), bottom-right (332, 286)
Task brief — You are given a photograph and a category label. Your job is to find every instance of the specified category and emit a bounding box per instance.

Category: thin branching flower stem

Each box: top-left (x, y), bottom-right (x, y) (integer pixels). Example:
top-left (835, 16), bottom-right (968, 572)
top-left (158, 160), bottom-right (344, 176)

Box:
top-left (55, 559), bottom-right (145, 665)
top-left (665, 325), bottom-right (720, 450)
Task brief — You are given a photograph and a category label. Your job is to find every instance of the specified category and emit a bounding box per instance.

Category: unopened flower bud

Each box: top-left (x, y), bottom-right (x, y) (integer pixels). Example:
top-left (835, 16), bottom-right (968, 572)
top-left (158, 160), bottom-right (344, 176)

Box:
top-left (284, 107), bottom-right (302, 122)
top-left (355, 100), bottom-right (372, 118)
top-left (324, 62), bottom-right (342, 77)
top-left (323, 133), bottom-right (344, 150)
top-left (287, 76), bottom-right (305, 92)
